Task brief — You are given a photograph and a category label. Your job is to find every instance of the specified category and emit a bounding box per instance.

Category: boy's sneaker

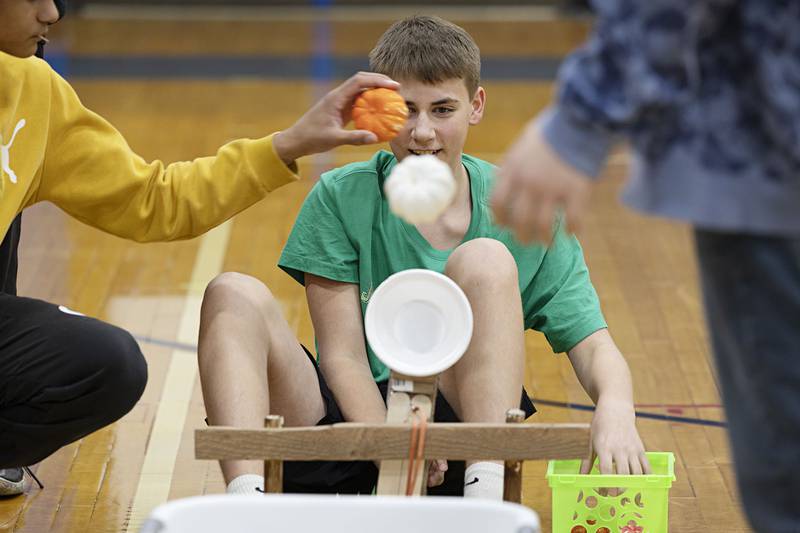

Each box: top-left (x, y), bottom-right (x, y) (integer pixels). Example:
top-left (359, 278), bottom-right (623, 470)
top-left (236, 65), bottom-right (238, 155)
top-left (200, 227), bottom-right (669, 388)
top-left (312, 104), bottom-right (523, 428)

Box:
top-left (0, 467), bottom-right (44, 496)
top-left (226, 474), bottom-right (264, 495)
top-left (0, 468), bottom-right (24, 496)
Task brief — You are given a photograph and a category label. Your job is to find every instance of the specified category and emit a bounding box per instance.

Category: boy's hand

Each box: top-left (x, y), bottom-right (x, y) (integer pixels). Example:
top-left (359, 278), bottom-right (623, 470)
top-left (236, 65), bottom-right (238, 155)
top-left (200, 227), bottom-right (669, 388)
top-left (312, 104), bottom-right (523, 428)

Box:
top-left (491, 119), bottom-right (592, 244)
top-left (273, 72), bottom-right (400, 165)
top-left (427, 459), bottom-right (448, 488)
top-left (581, 398), bottom-right (651, 476)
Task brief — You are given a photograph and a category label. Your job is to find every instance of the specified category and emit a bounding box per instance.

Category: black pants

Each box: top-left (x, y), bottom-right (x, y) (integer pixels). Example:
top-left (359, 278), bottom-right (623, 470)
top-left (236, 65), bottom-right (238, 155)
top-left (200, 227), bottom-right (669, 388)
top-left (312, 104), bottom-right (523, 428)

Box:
top-left (0, 218), bottom-right (147, 468)
top-left (0, 215), bottom-right (21, 296)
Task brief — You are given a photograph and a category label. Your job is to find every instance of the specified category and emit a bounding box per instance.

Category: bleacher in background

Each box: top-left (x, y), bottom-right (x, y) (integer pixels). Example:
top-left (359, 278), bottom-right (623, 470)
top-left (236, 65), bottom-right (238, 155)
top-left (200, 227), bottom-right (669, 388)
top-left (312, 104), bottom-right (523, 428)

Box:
top-left (69, 0), bottom-right (591, 11)
top-left (71, 0), bottom-right (558, 5)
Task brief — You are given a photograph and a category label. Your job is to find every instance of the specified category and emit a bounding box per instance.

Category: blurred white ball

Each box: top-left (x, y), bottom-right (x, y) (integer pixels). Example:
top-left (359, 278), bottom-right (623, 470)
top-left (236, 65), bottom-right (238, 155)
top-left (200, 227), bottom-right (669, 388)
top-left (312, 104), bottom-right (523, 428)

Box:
top-left (384, 155), bottom-right (456, 225)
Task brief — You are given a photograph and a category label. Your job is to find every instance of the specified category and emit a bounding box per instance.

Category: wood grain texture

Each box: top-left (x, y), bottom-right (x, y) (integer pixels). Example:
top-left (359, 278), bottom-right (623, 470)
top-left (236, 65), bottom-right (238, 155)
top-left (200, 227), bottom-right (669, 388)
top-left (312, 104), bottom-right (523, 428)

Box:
top-left (263, 416), bottom-right (285, 494)
top-left (376, 392), bottom-right (412, 495)
top-left (195, 423), bottom-right (591, 461)
top-left (503, 408), bottom-right (526, 503)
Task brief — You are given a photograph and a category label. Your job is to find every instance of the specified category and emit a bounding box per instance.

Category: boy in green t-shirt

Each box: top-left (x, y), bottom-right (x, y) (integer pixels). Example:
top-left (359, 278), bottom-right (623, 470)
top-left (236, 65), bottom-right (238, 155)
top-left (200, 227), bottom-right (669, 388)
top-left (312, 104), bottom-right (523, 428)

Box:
top-left (197, 15), bottom-right (650, 499)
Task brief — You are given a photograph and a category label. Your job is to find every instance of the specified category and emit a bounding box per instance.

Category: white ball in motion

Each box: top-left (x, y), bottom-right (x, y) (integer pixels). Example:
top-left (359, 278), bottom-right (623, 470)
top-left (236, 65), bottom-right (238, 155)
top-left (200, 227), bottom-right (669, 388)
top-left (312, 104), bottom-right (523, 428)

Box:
top-left (384, 155), bottom-right (456, 225)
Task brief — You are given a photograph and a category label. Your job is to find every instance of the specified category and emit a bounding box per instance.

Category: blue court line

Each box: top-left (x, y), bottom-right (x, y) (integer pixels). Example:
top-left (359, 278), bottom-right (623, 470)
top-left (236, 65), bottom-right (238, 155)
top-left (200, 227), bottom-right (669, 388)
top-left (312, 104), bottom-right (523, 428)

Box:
top-left (48, 54), bottom-right (562, 80)
top-left (131, 333), bottom-right (728, 428)
top-left (535, 399), bottom-right (728, 428)
top-left (311, 0), bottom-right (333, 83)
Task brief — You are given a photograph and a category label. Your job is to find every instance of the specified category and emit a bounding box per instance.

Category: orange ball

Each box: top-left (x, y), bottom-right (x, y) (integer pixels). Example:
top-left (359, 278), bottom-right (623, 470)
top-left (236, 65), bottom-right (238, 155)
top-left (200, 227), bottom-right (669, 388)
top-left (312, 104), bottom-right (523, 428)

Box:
top-left (352, 88), bottom-right (409, 142)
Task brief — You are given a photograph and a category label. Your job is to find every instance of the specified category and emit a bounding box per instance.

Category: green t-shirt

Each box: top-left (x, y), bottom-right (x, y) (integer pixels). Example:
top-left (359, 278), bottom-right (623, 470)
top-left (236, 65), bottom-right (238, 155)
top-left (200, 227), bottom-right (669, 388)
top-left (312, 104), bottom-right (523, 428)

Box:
top-left (279, 151), bottom-right (606, 382)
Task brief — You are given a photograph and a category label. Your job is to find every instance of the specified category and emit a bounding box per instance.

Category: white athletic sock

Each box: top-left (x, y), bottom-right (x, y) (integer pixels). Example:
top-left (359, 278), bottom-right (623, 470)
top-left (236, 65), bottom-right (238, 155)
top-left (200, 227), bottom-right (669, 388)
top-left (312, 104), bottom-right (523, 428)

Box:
top-left (463, 461), bottom-right (504, 500)
top-left (226, 474), bottom-right (264, 495)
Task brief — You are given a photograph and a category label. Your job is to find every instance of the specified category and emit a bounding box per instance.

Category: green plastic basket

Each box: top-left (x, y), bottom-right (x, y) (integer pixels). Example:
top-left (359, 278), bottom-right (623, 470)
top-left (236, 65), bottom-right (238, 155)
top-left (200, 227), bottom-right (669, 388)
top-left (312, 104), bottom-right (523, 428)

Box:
top-left (546, 452), bottom-right (675, 533)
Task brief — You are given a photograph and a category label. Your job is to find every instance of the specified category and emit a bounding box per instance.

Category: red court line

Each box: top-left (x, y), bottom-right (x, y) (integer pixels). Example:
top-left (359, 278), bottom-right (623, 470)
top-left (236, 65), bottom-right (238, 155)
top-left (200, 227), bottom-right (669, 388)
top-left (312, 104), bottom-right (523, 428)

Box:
top-left (634, 403), bottom-right (723, 409)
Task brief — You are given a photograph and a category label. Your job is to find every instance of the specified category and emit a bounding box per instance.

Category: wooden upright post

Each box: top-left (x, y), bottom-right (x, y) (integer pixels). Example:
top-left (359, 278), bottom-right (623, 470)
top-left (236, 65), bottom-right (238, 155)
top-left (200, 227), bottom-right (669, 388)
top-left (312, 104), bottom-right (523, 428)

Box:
top-left (263, 415), bottom-right (284, 493)
top-left (376, 372), bottom-right (437, 496)
top-left (503, 408), bottom-right (526, 503)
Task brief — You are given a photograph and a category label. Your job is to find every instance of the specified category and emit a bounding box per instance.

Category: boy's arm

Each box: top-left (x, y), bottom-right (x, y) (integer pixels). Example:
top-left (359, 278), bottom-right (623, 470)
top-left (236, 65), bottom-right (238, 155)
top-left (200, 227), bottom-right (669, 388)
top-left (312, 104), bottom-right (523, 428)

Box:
top-left (567, 328), bottom-right (651, 475)
top-left (306, 274), bottom-right (447, 487)
top-left (38, 71), bottom-right (397, 243)
top-left (305, 273), bottom-right (386, 423)
top-left (493, 1), bottom-right (734, 242)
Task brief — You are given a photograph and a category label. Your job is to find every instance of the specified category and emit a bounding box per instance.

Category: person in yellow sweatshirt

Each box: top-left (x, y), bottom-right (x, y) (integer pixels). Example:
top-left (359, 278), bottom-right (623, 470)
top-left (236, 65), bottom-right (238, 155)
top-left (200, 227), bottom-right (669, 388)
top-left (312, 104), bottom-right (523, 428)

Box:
top-left (0, 0), bottom-right (399, 496)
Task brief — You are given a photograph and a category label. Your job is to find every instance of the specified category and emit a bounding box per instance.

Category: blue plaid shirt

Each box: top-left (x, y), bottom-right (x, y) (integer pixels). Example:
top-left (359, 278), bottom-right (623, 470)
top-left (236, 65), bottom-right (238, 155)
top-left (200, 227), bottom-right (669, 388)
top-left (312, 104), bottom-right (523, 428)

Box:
top-left (541, 0), bottom-right (800, 234)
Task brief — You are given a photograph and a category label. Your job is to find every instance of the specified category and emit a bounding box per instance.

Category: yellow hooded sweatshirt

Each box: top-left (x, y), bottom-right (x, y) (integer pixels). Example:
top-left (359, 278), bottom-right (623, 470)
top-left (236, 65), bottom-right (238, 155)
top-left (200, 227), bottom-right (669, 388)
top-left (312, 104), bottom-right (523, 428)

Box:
top-left (0, 51), bottom-right (299, 242)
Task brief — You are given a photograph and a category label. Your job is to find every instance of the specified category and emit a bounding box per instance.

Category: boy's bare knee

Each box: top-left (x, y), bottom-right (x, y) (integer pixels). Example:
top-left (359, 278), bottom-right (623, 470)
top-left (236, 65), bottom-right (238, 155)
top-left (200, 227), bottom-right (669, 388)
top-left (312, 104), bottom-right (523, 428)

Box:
top-left (203, 272), bottom-right (281, 320)
top-left (446, 238), bottom-right (518, 287)
top-left (205, 272), bottom-right (266, 298)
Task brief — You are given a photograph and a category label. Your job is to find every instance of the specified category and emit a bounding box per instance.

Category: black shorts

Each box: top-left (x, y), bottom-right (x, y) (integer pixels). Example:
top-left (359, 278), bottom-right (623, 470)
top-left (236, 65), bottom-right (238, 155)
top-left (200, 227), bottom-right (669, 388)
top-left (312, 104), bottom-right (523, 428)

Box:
top-left (283, 346), bottom-right (536, 496)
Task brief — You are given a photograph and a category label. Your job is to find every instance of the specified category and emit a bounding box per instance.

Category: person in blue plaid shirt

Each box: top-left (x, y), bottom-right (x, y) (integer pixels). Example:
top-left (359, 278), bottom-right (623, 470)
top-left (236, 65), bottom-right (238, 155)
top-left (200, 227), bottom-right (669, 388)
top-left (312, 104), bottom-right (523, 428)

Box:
top-left (491, 2), bottom-right (800, 532)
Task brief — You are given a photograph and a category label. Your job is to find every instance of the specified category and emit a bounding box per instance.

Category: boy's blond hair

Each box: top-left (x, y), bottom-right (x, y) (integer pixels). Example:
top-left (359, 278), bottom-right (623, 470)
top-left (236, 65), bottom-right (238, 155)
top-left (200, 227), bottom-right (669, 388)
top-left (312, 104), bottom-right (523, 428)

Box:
top-left (369, 15), bottom-right (481, 97)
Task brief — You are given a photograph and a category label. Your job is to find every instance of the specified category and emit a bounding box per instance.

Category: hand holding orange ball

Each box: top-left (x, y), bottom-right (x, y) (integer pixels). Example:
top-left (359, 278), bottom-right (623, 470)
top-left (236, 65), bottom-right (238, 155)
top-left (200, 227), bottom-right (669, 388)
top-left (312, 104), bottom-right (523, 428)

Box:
top-left (352, 88), bottom-right (409, 142)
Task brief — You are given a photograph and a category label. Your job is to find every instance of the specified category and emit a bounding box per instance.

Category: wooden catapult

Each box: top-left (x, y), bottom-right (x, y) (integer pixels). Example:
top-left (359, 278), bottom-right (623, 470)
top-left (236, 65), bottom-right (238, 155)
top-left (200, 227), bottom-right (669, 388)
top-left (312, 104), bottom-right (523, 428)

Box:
top-left (195, 369), bottom-right (589, 502)
top-left (195, 270), bottom-right (590, 502)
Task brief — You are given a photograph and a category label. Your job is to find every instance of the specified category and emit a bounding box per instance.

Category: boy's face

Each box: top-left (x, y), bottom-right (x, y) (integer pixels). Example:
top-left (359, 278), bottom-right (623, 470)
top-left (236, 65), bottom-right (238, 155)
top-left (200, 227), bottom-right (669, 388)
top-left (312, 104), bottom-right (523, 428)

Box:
top-left (389, 77), bottom-right (485, 177)
top-left (0, 0), bottom-right (59, 58)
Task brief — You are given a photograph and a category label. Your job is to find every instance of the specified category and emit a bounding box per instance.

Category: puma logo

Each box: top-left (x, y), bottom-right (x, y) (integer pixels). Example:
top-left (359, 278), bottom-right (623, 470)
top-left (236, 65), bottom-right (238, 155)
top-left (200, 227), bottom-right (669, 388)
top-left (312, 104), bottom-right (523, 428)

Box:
top-left (1, 119), bottom-right (26, 184)
top-left (464, 477), bottom-right (479, 487)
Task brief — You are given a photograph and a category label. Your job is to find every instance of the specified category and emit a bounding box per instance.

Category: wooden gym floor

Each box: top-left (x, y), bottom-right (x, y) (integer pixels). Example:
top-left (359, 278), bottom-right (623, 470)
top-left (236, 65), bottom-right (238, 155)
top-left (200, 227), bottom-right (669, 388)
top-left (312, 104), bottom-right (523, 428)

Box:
top-left (0, 6), bottom-right (751, 532)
